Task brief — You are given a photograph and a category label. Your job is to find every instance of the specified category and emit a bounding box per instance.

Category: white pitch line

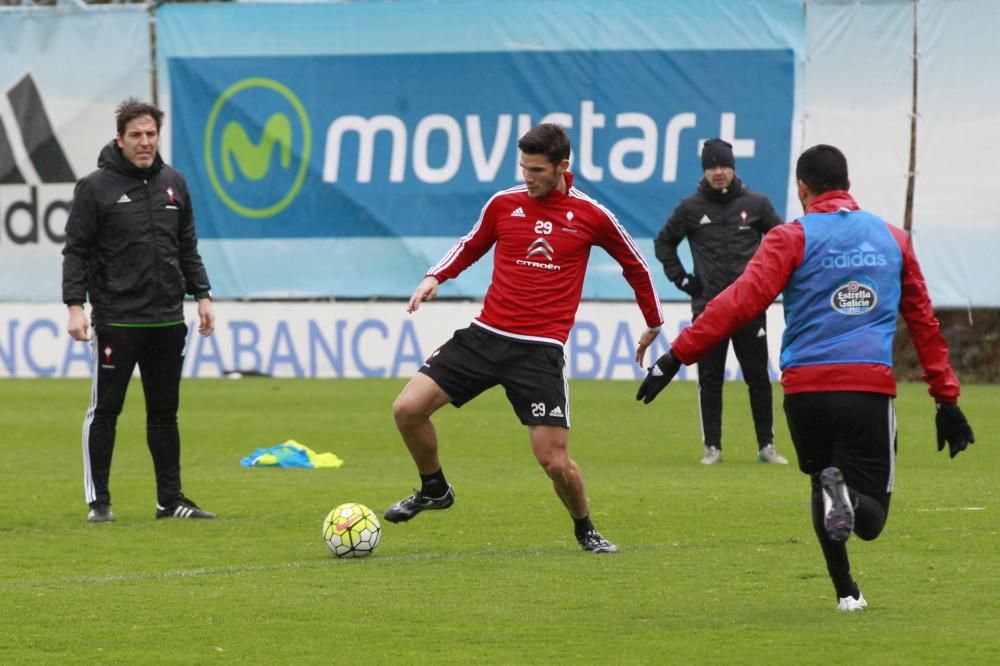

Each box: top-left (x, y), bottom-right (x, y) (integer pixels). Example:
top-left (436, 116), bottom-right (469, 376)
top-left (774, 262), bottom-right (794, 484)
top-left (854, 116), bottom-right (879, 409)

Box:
top-left (2, 542), bottom-right (691, 591)
top-left (914, 507), bottom-right (986, 512)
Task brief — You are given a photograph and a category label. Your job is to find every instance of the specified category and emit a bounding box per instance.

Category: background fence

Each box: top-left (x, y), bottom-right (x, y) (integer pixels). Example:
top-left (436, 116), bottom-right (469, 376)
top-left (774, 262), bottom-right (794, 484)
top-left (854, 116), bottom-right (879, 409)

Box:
top-left (0, 0), bottom-right (996, 379)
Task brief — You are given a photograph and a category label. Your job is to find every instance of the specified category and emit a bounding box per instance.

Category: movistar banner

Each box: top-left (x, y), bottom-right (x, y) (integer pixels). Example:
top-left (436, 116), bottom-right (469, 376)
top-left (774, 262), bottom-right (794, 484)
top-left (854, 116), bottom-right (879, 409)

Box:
top-left (171, 49), bottom-right (793, 245)
top-left (165, 46), bottom-right (793, 299)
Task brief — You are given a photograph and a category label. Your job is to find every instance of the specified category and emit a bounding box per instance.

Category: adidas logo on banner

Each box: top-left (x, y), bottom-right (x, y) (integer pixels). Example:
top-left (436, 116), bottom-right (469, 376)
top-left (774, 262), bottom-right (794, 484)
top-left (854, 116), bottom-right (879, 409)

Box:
top-left (116, 194), bottom-right (131, 204)
top-left (547, 405), bottom-right (564, 417)
top-left (0, 72), bottom-right (76, 245)
top-left (0, 73), bottom-right (75, 186)
top-left (511, 207), bottom-right (525, 217)
top-left (699, 215), bottom-right (712, 225)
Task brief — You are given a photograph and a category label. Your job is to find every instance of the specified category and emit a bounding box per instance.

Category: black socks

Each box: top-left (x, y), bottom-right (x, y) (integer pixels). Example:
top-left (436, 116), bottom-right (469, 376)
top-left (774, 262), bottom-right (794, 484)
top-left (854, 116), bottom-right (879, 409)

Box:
top-left (420, 469), bottom-right (449, 498)
top-left (573, 515), bottom-right (595, 539)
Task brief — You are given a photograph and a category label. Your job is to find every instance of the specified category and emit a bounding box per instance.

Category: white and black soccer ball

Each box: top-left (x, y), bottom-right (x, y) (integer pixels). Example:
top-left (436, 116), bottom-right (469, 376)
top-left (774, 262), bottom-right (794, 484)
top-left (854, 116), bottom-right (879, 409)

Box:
top-left (322, 502), bottom-right (381, 558)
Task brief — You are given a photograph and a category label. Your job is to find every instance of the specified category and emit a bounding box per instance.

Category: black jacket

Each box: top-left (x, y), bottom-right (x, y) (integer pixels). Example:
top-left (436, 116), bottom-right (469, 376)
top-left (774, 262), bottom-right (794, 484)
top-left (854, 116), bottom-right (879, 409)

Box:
top-left (654, 176), bottom-right (782, 311)
top-left (62, 141), bottom-right (211, 325)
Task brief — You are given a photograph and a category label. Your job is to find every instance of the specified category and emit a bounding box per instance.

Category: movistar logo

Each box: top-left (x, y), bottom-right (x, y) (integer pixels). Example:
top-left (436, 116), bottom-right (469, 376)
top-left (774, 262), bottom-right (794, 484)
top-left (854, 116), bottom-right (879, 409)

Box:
top-left (221, 114), bottom-right (292, 182)
top-left (204, 78), bottom-right (311, 219)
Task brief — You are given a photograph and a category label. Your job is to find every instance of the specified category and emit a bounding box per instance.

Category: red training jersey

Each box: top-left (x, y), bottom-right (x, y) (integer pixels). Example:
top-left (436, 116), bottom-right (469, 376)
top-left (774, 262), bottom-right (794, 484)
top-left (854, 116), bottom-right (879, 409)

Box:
top-left (428, 172), bottom-right (663, 346)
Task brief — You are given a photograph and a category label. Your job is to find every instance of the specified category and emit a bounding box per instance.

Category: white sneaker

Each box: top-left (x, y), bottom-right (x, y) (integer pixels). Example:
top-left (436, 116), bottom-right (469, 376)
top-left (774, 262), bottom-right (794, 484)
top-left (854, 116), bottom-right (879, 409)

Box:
top-left (837, 592), bottom-right (867, 612)
top-left (757, 443), bottom-right (789, 464)
top-left (700, 446), bottom-right (722, 465)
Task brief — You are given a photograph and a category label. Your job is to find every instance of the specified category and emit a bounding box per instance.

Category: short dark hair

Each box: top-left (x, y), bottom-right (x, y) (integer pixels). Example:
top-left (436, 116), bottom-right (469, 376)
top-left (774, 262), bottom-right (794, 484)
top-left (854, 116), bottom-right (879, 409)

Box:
top-left (517, 123), bottom-right (571, 165)
top-left (796, 144), bottom-right (849, 194)
top-left (115, 98), bottom-right (164, 136)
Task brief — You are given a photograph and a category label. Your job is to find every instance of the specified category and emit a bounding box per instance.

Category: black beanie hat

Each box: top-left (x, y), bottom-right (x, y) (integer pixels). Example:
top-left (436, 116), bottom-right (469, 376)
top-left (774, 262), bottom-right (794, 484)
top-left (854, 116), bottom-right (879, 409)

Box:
top-left (701, 138), bottom-right (735, 169)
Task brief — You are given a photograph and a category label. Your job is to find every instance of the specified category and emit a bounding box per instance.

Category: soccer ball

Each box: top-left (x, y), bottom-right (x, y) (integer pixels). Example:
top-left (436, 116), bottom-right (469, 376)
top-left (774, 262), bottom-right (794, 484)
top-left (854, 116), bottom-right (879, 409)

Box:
top-left (322, 503), bottom-right (381, 558)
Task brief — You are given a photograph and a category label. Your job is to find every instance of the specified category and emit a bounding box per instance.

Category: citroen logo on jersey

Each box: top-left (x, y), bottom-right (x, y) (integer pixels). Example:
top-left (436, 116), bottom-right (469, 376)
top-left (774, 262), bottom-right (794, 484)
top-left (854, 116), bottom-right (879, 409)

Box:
top-left (516, 238), bottom-right (561, 271)
top-left (526, 238), bottom-right (554, 262)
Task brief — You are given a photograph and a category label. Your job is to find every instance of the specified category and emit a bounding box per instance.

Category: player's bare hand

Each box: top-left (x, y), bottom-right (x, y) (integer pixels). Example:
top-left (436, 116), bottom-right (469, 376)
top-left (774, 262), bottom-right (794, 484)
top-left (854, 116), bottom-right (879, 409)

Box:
top-left (635, 326), bottom-right (661, 365)
top-left (67, 305), bottom-right (91, 342)
top-left (407, 276), bottom-right (440, 313)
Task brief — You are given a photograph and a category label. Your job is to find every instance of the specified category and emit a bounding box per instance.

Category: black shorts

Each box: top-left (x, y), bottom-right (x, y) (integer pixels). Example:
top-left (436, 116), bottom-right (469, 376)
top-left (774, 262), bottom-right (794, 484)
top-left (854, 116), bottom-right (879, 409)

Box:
top-left (419, 325), bottom-right (569, 427)
top-left (784, 392), bottom-right (896, 496)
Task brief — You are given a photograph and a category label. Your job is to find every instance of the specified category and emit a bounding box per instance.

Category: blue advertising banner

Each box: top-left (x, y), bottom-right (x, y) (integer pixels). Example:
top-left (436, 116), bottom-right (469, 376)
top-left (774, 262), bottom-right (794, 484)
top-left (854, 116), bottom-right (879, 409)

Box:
top-left (171, 50), bottom-right (794, 244)
top-left (156, 0), bottom-right (805, 300)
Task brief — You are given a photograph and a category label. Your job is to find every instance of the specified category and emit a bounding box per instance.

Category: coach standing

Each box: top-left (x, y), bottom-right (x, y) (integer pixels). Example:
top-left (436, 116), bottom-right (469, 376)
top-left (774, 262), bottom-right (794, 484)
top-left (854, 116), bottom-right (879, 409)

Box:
top-left (63, 98), bottom-right (216, 523)
top-left (654, 138), bottom-right (788, 465)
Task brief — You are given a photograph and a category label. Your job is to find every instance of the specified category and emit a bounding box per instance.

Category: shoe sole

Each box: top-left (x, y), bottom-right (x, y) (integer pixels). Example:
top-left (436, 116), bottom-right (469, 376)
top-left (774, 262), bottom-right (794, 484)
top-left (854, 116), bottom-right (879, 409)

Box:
top-left (156, 514), bottom-right (215, 519)
top-left (837, 595), bottom-right (867, 612)
top-left (820, 467), bottom-right (854, 542)
top-left (155, 507), bottom-right (216, 519)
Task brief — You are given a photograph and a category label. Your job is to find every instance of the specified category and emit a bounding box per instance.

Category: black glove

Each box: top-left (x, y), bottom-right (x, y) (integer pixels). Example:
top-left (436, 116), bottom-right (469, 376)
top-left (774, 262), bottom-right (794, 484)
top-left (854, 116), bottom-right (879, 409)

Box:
top-left (636, 351), bottom-right (682, 404)
top-left (935, 403), bottom-right (975, 458)
top-left (674, 273), bottom-right (703, 298)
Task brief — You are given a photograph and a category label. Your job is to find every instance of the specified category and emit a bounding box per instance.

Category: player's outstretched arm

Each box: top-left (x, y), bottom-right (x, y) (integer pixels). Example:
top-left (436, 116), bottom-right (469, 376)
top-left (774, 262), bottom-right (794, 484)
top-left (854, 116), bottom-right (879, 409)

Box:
top-left (407, 276), bottom-right (440, 314)
top-left (935, 403), bottom-right (975, 458)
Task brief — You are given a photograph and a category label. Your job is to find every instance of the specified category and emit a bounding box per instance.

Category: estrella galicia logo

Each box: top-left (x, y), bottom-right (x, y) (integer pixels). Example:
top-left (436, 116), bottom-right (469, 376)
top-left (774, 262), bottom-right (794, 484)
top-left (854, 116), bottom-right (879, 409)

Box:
top-left (830, 280), bottom-right (878, 316)
top-left (203, 78), bottom-right (311, 219)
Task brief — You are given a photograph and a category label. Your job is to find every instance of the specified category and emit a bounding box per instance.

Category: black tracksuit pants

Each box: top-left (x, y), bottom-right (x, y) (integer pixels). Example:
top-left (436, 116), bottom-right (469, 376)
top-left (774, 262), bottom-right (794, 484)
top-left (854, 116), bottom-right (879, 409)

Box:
top-left (694, 312), bottom-right (773, 450)
top-left (784, 391), bottom-right (895, 598)
top-left (82, 324), bottom-right (188, 508)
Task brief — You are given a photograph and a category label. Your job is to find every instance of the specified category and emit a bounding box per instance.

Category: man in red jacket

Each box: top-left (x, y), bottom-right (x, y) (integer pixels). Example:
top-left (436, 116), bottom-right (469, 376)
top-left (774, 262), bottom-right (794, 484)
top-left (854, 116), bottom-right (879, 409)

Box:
top-left (384, 124), bottom-right (664, 553)
top-left (637, 144), bottom-right (974, 609)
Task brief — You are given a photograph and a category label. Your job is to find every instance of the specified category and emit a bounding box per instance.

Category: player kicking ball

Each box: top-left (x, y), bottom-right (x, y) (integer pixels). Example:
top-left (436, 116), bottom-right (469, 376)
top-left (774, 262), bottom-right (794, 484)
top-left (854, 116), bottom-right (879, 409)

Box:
top-left (384, 123), bottom-right (664, 553)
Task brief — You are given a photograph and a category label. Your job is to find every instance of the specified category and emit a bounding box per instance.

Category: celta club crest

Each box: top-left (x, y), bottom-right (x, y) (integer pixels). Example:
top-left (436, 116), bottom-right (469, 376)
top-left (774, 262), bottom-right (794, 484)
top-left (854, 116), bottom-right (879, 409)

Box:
top-left (103, 346), bottom-right (113, 364)
top-left (740, 210), bottom-right (749, 225)
top-left (166, 186), bottom-right (177, 205)
top-left (526, 238), bottom-right (554, 262)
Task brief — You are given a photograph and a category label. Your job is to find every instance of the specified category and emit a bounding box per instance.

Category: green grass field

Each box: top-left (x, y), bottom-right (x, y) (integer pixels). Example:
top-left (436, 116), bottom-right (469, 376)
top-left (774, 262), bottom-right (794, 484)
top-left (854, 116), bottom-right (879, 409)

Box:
top-left (1, 378), bottom-right (997, 664)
